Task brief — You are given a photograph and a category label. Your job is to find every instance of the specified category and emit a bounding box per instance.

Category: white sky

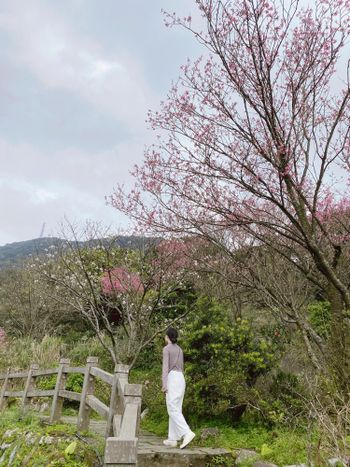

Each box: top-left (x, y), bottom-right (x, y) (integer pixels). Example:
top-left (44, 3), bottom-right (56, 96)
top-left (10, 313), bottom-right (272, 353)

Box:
top-left (0, 0), bottom-right (201, 245)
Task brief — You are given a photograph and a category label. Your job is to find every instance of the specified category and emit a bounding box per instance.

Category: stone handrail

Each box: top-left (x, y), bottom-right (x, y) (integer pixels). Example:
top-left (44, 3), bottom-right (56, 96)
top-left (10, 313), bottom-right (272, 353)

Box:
top-left (0, 357), bottom-right (142, 466)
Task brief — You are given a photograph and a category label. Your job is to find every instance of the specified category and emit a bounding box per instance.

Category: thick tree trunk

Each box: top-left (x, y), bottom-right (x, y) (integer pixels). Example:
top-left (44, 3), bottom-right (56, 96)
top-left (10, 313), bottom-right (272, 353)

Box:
top-left (327, 283), bottom-right (350, 395)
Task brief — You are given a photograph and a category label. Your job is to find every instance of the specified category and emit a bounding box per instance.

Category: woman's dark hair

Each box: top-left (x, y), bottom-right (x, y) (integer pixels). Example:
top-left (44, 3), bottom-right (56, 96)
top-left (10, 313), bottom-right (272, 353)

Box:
top-left (166, 327), bottom-right (178, 344)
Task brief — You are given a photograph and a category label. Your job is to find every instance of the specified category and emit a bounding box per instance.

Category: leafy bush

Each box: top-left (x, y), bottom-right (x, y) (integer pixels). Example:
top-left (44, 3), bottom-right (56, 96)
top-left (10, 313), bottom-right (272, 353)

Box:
top-left (0, 335), bottom-right (62, 372)
top-left (308, 301), bottom-right (330, 338)
top-left (66, 373), bottom-right (84, 393)
top-left (252, 370), bottom-right (306, 427)
top-left (67, 335), bottom-right (113, 371)
top-left (182, 297), bottom-right (277, 422)
top-left (130, 364), bottom-right (167, 420)
top-left (37, 375), bottom-right (57, 390)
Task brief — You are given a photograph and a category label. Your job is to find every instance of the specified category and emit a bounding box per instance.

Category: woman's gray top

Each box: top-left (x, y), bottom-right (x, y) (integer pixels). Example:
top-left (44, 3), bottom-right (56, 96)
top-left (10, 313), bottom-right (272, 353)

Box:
top-left (162, 343), bottom-right (184, 391)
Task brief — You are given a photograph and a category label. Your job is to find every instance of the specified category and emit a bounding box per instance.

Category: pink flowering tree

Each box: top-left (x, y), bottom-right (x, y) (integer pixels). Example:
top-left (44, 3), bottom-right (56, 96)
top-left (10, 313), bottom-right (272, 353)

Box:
top-left (111, 0), bottom-right (350, 388)
top-left (99, 240), bottom-right (196, 366)
top-left (102, 268), bottom-right (144, 295)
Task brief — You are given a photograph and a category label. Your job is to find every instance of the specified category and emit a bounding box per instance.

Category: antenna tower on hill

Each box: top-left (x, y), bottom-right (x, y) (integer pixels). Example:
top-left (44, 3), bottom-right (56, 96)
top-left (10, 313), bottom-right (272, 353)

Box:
top-left (39, 222), bottom-right (46, 238)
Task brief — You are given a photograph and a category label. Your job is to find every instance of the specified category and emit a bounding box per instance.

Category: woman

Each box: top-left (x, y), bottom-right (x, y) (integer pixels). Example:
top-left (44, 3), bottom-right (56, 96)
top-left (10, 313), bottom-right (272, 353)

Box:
top-left (162, 327), bottom-right (195, 448)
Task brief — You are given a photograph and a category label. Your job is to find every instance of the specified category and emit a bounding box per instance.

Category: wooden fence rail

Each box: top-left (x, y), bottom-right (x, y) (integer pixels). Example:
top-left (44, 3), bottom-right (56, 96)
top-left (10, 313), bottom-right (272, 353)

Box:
top-left (0, 357), bottom-right (142, 466)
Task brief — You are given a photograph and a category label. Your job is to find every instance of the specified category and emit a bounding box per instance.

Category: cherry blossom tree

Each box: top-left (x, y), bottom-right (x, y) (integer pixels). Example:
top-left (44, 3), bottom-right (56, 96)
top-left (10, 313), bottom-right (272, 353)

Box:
top-left (111, 0), bottom-right (350, 388)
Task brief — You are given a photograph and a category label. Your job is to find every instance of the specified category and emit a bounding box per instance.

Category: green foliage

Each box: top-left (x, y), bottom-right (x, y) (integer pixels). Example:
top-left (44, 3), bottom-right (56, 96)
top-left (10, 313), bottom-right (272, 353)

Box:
top-left (130, 364), bottom-right (168, 427)
top-left (37, 375), bottom-right (57, 390)
top-left (260, 430), bottom-right (308, 464)
top-left (64, 440), bottom-right (77, 455)
top-left (182, 297), bottom-right (277, 421)
top-left (0, 407), bottom-right (103, 466)
top-left (157, 282), bottom-right (197, 322)
top-left (206, 454), bottom-right (235, 466)
top-left (261, 443), bottom-right (273, 456)
top-left (199, 421), bottom-right (308, 465)
top-left (308, 301), bottom-right (331, 338)
top-left (0, 335), bottom-right (62, 372)
top-left (0, 334), bottom-right (115, 376)
top-left (66, 373), bottom-right (84, 393)
top-left (254, 371), bottom-right (306, 426)
top-left (66, 334), bottom-right (114, 371)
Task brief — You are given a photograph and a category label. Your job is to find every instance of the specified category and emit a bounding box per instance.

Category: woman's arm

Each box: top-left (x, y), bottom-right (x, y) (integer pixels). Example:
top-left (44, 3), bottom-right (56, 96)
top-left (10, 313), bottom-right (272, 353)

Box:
top-left (162, 346), bottom-right (170, 392)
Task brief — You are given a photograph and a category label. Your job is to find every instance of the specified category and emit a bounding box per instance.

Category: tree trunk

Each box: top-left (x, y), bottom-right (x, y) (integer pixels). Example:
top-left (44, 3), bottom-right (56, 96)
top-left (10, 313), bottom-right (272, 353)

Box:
top-left (327, 283), bottom-right (350, 395)
top-left (229, 403), bottom-right (247, 424)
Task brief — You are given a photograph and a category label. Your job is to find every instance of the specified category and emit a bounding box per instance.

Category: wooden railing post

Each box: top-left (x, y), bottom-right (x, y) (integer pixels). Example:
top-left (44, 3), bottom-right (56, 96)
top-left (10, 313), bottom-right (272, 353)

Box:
top-left (105, 364), bottom-right (129, 438)
top-left (124, 383), bottom-right (143, 436)
top-left (22, 363), bottom-right (39, 409)
top-left (104, 365), bottom-right (142, 467)
top-left (77, 356), bottom-right (98, 431)
top-left (50, 358), bottom-right (70, 423)
top-left (0, 368), bottom-right (10, 411)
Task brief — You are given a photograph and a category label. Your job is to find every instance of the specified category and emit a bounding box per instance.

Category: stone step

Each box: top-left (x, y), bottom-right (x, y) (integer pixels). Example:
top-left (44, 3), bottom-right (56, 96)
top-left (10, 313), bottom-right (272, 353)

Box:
top-left (138, 433), bottom-right (232, 466)
top-left (138, 447), bottom-right (232, 467)
top-left (55, 416), bottom-right (233, 466)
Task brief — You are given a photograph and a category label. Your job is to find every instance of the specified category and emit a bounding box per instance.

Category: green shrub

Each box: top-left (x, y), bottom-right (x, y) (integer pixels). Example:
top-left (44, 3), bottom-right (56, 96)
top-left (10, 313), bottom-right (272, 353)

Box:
top-left (197, 419), bottom-right (308, 465)
top-left (0, 335), bottom-right (62, 372)
top-left (308, 301), bottom-right (330, 338)
top-left (130, 365), bottom-right (166, 419)
top-left (66, 373), bottom-right (84, 393)
top-left (66, 335), bottom-right (113, 371)
top-left (253, 371), bottom-right (306, 427)
top-left (182, 297), bottom-right (277, 423)
top-left (37, 374), bottom-right (57, 390)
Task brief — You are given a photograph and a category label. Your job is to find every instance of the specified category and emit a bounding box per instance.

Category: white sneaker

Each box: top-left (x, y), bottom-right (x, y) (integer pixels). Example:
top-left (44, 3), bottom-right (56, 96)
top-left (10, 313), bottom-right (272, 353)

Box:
top-left (163, 439), bottom-right (177, 447)
top-left (180, 431), bottom-right (195, 449)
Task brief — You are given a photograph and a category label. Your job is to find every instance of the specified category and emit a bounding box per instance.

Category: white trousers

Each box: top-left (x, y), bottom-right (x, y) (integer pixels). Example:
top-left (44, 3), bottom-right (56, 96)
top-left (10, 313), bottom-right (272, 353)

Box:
top-left (166, 370), bottom-right (191, 441)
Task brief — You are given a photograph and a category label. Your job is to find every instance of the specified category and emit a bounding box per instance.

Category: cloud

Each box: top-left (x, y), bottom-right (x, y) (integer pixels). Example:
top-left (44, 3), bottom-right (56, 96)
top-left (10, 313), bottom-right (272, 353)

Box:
top-left (0, 0), bottom-right (202, 245)
top-left (0, 0), bottom-right (155, 132)
top-left (0, 178), bottom-right (59, 204)
top-left (0, 137), bottom-right (142, 244)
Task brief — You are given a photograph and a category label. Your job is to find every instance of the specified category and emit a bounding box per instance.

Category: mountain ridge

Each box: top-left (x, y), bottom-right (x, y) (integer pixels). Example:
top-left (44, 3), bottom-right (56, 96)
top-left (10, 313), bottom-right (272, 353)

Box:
top-left (0, 235), bottom-right (153, 269)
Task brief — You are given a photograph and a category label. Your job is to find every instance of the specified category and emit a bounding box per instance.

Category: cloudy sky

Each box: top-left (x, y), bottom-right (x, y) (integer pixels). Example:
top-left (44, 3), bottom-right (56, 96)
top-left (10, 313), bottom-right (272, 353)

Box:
top-left (0, 0), bottom-right (201, 245)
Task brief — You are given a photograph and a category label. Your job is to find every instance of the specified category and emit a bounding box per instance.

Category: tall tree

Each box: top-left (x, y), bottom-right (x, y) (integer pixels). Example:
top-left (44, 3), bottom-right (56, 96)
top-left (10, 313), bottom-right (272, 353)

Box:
top-left (111, 0), bottom-right (350, 389)
top-left (36, 224), bottom-right (194, 367)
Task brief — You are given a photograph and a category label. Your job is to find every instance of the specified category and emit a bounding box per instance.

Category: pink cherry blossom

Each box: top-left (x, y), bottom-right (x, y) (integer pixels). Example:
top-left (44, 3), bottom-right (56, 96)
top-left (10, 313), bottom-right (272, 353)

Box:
top-left (102, 268), bottom-right (144, 295)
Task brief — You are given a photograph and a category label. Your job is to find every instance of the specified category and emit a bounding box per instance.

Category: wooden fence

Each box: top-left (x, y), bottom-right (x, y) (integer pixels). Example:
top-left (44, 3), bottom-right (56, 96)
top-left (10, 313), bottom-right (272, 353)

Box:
top-left (0, 357), bottom-right (142, 466)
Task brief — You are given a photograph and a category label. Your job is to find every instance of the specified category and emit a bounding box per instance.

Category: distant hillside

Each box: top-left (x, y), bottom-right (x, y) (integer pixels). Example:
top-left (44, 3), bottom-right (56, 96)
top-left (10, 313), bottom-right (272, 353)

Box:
top-left (0, 236), bottom-right (156, 269)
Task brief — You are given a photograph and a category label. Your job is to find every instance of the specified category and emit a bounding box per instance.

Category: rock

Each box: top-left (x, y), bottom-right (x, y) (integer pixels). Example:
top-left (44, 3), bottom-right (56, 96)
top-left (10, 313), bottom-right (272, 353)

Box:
top-left (328, 459), bottom-right (346, 466)
top-left (0, 443), bottom-right (12, 450)
top-left (39, 402), bottom-right (50, 413)
top-left (253, 462), bottom-right (278, 467)
top-left (3, 428), bottom-right (19, 438)
top-left (39, 435), bottom-right (55, 445)
top-left (30, 402), bottom-right (40, 411)
top-left (8, 445), bottom-right (18, 466)
top-left (236, 448), bottom-right (258, 464)
top-left (25, 432), bottom-right (37, 445)
top-left (200, 427), bottom-right (219, 440)
top-left (283, 464), bottom-right (308, 467)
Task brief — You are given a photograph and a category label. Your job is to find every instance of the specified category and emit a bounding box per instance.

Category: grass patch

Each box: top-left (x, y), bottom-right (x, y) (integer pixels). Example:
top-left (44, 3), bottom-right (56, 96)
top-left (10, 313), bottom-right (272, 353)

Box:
top-left (133, 364), bottom-right (310, 465)
top-left (0, 406), bottom-right (104, 466)
top-left (141, 413), bottom-right (308, 465)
